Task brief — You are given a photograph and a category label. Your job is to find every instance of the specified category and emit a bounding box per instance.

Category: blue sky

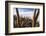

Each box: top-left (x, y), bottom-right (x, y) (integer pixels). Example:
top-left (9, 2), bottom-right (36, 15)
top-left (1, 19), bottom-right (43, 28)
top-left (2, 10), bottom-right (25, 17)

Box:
top-left (13, 8), bottom-right (35, 15)
top-left (17, 8), bottom-right (34, 12)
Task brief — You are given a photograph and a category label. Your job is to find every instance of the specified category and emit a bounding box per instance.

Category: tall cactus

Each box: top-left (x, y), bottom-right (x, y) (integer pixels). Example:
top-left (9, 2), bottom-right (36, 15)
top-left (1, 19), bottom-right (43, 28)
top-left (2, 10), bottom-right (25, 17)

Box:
top-left (16, 8), bottom-right (20, 27)
top-left (32, 9), bottom-right (40, 27)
